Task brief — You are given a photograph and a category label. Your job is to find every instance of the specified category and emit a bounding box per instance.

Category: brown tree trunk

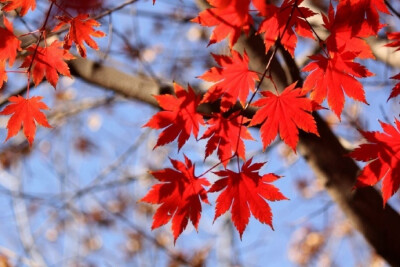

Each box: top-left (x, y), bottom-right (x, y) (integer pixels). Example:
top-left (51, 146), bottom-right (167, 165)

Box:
top-left (67, 43), bottom-right (400, 266)
top-left (61, 3), bottom-right (400, 265)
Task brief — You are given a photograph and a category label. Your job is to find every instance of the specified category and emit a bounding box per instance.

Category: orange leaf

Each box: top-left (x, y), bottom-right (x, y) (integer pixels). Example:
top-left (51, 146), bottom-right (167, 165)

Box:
top-left (0, 95), bottom-right (52, 145)
top-left (53, 14), bottom-right (106, 58)
top-left (20, 41), bottom-right (75, 88)
top-left (0, 0), bottom-right (36, 16)
top-left (249, 82), bottom-right (319, 151)
top-left (209, 158), bottom-right (287, 239)
top-left (0, 16), bottom-right (22, 66)
top-left (141, 155), bottom-right (210, 242)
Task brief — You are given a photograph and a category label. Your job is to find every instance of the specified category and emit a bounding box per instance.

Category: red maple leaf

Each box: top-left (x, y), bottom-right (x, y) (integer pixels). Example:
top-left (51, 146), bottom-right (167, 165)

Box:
top-left (208, 0), bottom-right (235, 8)
top-left (249, 82), bottom-right (319, 151)
top-left (144, 83), bottom-right (205, 150)
top-left (302, 50), bottom-right (373, 117)
top-left (208, 0), bottom-right (266, 15)
top-left (141, 155), bottom-right (210, 242)
top-left (192, 3), bottom-right (253, 48)
top-left (338, 0), bottom-right (389, 35)
top-left (252, 0), bottom-right (268, 14)
top-left (0, 61), bottom-right (7, 88)
top-left (382, 32), bottom-right (400, 100)
top-left (0, 16), bottom-right (22, 67)
top-left (0, 95), bottom-right (51, 145)
top-left (58, 0), bottom-right (104, 12)
top-left (201, 112), bottom-right (254, 167)
top-left (199, 50), bottom-right (259, 111)
top-left (209, 158), bottom-right (287, 238)
top-left (322, 4), bottom-right (374, 59)
top-left (0, 0), bottom-right (36, 16)
top-left (385, 31), bottom-right (400, 52)
top-left (257, 0), bottom-right (315, 56)
top-left (20, 41), bottom-right (75, 88)
top-left (53, 14), bottom-right (106, 58)
top-left (388, 73), bottom-right (400, 100)
top-left (349, 120), bottom-right (400, 205)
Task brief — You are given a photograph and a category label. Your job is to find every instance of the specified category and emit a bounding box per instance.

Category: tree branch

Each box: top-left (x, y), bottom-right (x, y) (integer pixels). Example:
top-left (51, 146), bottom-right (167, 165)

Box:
top-left (2, 0), bottom-right (398, 264)
top-left (66, 25), bottom-right (400, 267)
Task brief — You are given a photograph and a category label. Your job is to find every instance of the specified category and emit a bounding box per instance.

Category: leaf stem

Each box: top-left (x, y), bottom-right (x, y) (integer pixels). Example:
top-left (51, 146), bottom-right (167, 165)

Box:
top-left (295, 5), bottom-right (323, 44)
top-left (244, 1), bottom-right (298, 110)
top-left (231, 1), bottom-right (298, 167)
top-left (197, 154), bottom-right (236, 178)
top-left (25, 1), bottom-right (55, 97)
top-left (51, 0), bottom-right (74, 18)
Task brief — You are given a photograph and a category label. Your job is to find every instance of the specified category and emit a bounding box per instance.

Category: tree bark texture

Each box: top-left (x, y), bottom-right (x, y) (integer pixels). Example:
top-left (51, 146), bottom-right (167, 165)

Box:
top-left (67, 33), bottom-right (400, 264)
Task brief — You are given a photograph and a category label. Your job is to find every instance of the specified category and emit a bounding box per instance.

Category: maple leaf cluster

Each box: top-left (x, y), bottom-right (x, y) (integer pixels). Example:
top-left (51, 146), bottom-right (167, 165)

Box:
top-left (0, 0), bottom-right (105, 145)
top-left (143, 0), bottom-right (400, 242)
top-left (0, 0), bottom-right (398, 244)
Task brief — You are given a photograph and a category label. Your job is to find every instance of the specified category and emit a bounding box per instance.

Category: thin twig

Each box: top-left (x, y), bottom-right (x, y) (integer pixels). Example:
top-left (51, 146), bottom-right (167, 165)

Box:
top-left (385, 0), bottom-right (400, 19)
top-left (232, 1), bottom-right (299, 170)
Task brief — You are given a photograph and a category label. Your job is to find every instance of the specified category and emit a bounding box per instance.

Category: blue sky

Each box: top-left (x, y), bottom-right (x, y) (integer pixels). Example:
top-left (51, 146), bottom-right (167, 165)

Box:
top-left (0, 0), bottom-right (398, 266)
